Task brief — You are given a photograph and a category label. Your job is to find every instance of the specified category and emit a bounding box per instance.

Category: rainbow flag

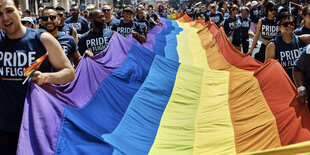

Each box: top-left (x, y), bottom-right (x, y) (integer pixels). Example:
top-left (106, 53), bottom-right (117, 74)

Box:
top-left (17, 15), bottom-right (310, 155)
top-left (23, 53), bottom-right (47, 77)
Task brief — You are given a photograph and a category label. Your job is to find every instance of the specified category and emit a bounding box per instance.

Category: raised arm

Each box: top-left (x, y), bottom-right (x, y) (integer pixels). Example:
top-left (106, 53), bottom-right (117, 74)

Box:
top-left (32, 32), bottom-right (75, 85)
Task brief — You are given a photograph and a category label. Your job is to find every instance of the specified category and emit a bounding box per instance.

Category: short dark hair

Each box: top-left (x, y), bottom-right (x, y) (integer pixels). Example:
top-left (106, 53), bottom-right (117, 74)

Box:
top-left (56, 6), bottom-right (65, 11)
top-left (23, 9), bottom-right (31, 14)
top-left (302, 5), bottom-right (309, 16)
top-left (264, 1), bottom-right (276, 15)
top-left (277, 11), bottom-right (293, 25)
top-left (42, 6), bottom-right (56, 14)
top-left (13, 0), bottom-right (20, 8)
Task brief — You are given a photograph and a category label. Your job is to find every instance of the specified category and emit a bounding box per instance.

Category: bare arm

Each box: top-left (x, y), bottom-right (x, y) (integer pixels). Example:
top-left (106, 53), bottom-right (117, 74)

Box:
top-left (299, 34), bottom-right (310, 45)
top-left (32, 32), bottom-right (75, 85)
top-left (70, 50), bottom-right (82, 68)
top-left (248, 19), bottom-right (262, 55)
top-left (265, 42), bottom-right (275, 60)
top-left (293, 71), bottom-right (308, 104)
top-left (72, 28), bottom-right (79, 43)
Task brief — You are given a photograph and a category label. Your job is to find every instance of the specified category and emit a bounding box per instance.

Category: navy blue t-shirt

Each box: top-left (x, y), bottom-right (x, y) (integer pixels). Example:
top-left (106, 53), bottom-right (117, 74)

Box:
top-left (78, 28), bottom-right (113, 55)
top-left (0, 28), bottom-right (51, 132)
top-left (294, 26), bottom-right (310, 36)
top-left (260, 17), bottom-right (278, 40)
top-left (224, 16), bottom-right (242, 45)
top-left (57, 32), bottom-right (77, 57)
top-left (250, 5), bottom-right (261, 23)
top-left (293, 45), bottom-right (310, 98)
top-left (65, 16), bottom-right (90, 34)
top-left (106, 18), bottom-right (120, 30)
top-left (111, 19), bottom-right (145, 37)
top-left (58, 23), bottom-right (73, 36)
top-left (184, 7), bottom-right (195, 19)
top-left (238, 15), bottom-right (251, 40)
top-left (206, 12), bottom-right (224, 26)
top-left (135, 18), bottom-right (150, 34)
top-left (223, 10), bottom-right (230, 20)
top-left (272, 34), bottom-right (306, 80)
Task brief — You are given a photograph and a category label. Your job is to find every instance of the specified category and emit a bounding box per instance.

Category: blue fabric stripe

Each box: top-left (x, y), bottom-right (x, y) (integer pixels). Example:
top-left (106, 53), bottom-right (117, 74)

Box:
top-left (55, 44), bottom-right (156, 155)
top-left (164, 20), bottom-right (182, 61)
top-left (102, 56), bottom-right (180, 155)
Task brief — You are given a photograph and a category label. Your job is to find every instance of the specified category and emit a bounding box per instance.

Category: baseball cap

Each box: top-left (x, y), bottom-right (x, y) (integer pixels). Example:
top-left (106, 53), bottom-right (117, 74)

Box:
top-left (123, 7), bottom-right (134, 13)
top-left (21, 17), bottom-right (34, 25)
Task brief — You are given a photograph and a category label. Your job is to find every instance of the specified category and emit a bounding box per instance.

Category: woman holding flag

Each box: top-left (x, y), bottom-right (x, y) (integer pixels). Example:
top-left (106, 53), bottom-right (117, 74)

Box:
top-left (0, 0), bottom-right (75, 154)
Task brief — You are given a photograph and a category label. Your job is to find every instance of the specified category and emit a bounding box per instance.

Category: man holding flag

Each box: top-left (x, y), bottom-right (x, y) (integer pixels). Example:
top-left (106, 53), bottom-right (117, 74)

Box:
top-left (0, 0), bottom-right (75, 154)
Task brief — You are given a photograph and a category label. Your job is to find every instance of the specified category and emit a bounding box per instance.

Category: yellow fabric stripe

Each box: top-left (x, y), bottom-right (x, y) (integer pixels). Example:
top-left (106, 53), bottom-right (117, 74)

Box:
top-left (149, 64), bottom-right (204, 155)
top-left (176, 22), bottom-right (193, 65)
top-left (241, 141), bottom-right (310, 155)
top-left (177, 20), bottom-right (237, 154)
top-left (193, 70), bottom-right (236, 155)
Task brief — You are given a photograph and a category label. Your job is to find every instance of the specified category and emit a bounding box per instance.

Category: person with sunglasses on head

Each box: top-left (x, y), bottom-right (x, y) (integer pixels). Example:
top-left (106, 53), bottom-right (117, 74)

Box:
top-left (102, 5), bottom-right (120, 30)
top-left (135, 10), bottom-right (149, 35)
top-left (0, 1), bottom-right (75, 154)
top-left (224, 4), bottom-right (242, 51)
top-left (294, 5), bottom-right (310, 36)
top-left (248, 1), bottom-right (278, 62)
top-left (41, 6), bottom-right (81, 68)
top-left (78, 9), bottom-right (113, 57)
top-left (65, 6), bottom-right (89, 36)
top-left (111, 7), bottom-right (146, 43)
top-left (265, 12), bottom-right (310, 81)
top-left (56, 6), bottom-right (78, 43)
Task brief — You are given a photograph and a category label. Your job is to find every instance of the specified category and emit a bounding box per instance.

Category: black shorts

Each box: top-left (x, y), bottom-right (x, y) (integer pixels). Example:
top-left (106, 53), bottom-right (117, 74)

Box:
top-left (254, 44), bottom-right (267, 63)
top-left (0, 130), bottom-right (19, 155)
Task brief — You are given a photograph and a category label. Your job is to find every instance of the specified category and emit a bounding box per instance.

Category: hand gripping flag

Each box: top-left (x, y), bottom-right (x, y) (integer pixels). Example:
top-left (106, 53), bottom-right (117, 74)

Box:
top-left (22, 53), bottom-right (48, 84)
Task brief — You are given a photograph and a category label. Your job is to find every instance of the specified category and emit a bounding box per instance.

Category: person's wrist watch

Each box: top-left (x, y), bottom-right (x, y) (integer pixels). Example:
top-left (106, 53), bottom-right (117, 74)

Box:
top-left (297, 86), bottom-right (306, 94)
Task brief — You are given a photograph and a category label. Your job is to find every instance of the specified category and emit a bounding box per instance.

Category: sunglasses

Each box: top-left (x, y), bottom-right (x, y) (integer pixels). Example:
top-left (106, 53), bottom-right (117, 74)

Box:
top-left (269, 8), bottom-right (276, 12)
top-left (21, 21), bottom-right (31, 25)
top-left (58, 13), bottom-right (64, 17)
top-left (102, 9), bottom-right (111, 12)
top-left (42, 15), bottom-right (57, 21)
top-left (281, 21), bottom-right (295, 27)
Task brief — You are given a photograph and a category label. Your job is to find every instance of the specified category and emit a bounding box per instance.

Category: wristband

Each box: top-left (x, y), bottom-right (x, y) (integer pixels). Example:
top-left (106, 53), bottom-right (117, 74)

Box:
top-left (43, 74), bottom-right (49, 84)
top-left (297, 86), bottom-right (306, 94)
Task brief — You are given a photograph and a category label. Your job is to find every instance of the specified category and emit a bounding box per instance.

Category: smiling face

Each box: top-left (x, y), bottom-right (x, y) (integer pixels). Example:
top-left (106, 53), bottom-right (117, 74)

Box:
top-left (123, 10), bottom-right (134, 23)
top-left (41, 9), bottom-right (59, 33)
top-left (0, 0), bottom-right (23, 37)
top-left (279, 18), bottom-right (295, 34)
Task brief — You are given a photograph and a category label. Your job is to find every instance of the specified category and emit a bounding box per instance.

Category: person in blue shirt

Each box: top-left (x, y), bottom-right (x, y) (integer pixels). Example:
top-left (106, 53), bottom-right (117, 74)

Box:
top-left (147, 5), bottom-right (160, 29)
top-left (293, 45), bottom-right (310, 110)
top-left (0, 1), bottom-right (75, 154)
top-left (205, 4), bottom-right (224, 27)
top-left (65, 6), bottom-right (89, 35)
top-left (112, 7), bottom-right (146, 43)
top-left (248, 1), bottom-right (278, 62)
top-left (157, 5), bottom-right (167, 18)
top-left (102, 5), bottom-right (120, 30)
top-left (195, 5), bottom-right (206, 19)
top-left (294, 5), bottom-right (310, 36)
top-left (78, 9), bottom-right (113, 56)
top-left (218, 1), bottom-right (229, 19)
top-left (265, 12), bottom-right (310, 81)
top-left (184, 3), bottom-right (195, 20)
top-left (224, 5), bottom-right (242, 51)
top-left (239, 6), bottom-right (253, 54)
top-left (56, 6), bottom-right (78, 43)
top-left (41, 6), bottom-right (81, 67)
top-left (135, 11), bottom-right (150, 34)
